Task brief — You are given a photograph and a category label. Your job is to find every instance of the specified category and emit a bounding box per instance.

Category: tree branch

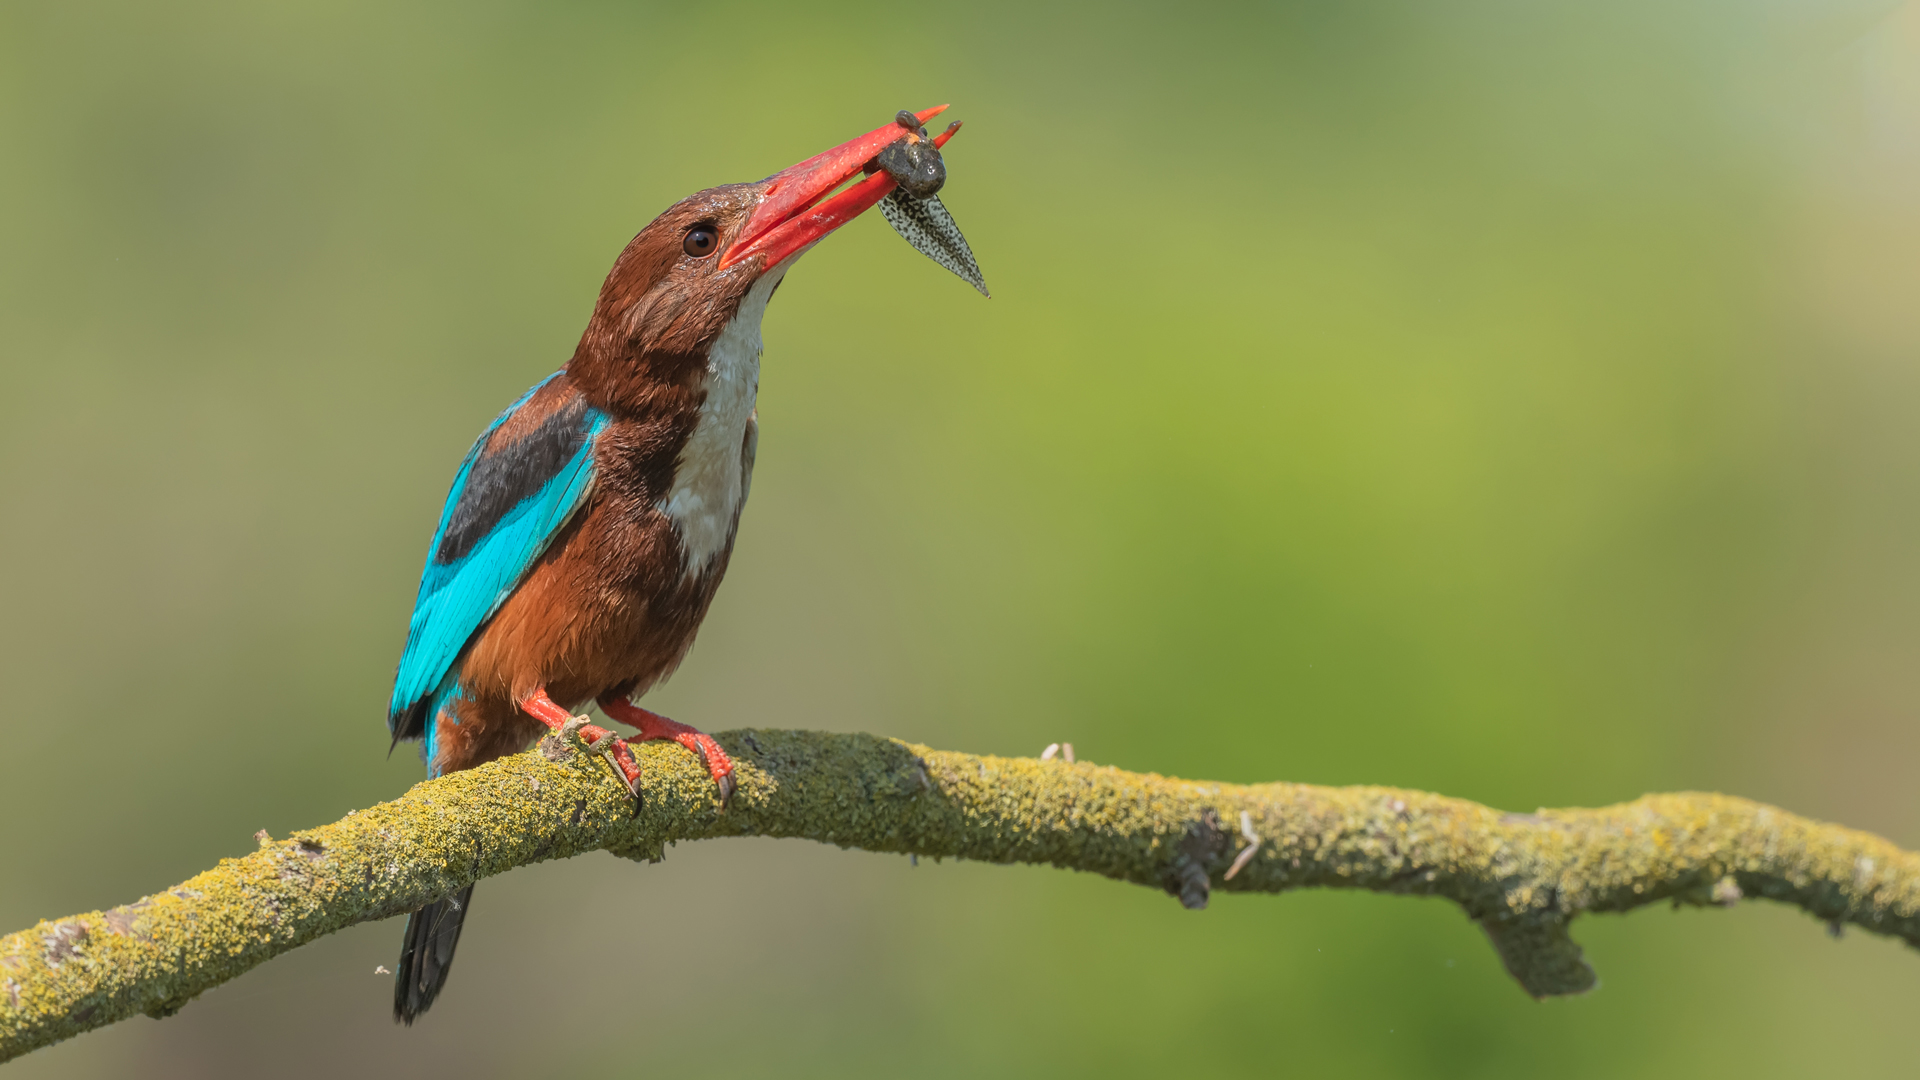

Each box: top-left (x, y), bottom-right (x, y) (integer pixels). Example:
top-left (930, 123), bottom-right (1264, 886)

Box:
top-left (5, 728), bottom-right (1918, 1061)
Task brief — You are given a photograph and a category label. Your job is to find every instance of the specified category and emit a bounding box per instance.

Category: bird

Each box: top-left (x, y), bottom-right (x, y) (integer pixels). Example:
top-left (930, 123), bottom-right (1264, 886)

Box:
top-left (385, 106), bottom-right (967, 1023)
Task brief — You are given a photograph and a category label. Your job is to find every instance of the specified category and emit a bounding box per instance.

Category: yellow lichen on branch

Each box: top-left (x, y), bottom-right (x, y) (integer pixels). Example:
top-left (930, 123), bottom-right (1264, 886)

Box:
top-left (4, 728), bottom-right (1919, 1062)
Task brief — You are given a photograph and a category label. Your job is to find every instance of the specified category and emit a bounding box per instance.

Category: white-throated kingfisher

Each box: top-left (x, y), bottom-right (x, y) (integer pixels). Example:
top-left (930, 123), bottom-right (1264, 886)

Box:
top-left (385, 106), bottom-right (971, 1022)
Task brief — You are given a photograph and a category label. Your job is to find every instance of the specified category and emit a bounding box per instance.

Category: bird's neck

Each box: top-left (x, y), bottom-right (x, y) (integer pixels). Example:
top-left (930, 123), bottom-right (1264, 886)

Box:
top-left (652, 269), bottom-right (783, 573)
top-left (566, 265), bottom-right (787, 420)
top-left (566, 266), bottom-right (788, 579)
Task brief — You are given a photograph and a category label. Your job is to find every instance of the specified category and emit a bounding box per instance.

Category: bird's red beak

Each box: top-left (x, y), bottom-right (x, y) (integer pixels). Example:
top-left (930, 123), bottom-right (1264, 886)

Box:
top-left (720, 105), bottom-right (957, 272)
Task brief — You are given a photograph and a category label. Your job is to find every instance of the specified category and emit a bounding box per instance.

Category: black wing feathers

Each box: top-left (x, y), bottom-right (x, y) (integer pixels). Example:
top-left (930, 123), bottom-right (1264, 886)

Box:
top-left (436, 395), bottom-right (591, 565)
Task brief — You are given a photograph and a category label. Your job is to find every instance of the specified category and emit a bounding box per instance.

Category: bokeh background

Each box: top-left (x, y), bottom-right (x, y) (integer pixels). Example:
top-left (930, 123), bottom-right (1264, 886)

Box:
top-left (4, 0), bottom-right (1919, 1075)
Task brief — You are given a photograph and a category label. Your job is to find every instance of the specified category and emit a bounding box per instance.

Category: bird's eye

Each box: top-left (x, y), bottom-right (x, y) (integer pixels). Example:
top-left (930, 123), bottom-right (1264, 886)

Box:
top-left (683, 227), bottom-right (718, 258)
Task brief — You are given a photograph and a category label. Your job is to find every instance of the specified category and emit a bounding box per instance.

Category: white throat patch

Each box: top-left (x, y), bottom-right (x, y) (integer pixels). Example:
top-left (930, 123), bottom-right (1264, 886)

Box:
top-left (657, 264), bottom-right (786, 577)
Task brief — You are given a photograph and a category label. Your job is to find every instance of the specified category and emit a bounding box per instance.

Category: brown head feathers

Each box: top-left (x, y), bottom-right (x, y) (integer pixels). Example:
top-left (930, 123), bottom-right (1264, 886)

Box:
top-left (567, 184), bottom-right (770, 416)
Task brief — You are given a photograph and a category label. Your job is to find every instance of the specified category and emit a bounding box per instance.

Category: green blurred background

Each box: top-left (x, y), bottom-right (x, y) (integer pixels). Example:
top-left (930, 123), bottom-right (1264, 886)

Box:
top-left (4, 0), bottom-right (1919, 1075)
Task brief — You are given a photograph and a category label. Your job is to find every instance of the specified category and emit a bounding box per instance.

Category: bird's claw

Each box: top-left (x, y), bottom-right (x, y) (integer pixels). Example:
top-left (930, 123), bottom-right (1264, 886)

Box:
top-left (690, 741), bottom-right (737, 809)
top-left (583, 730), bottom-right (619, 760)
top-left (559, 714), bottom-right (594, 749)
top-left (570, 719), bottom-right (641, 804)
top-left (597, 698), bottom-right (735, 809)
top-left (580, 732), bottom-right (642, 803)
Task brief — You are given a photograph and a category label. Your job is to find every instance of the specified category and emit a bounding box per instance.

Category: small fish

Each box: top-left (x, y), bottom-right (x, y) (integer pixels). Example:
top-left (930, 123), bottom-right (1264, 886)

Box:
top-left (873, 110), bottom-right (989, 298)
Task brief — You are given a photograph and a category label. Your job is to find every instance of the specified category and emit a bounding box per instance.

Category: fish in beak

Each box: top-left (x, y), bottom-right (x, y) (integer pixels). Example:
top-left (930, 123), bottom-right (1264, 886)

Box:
top-left (722, 105), bottom-right (988, 297)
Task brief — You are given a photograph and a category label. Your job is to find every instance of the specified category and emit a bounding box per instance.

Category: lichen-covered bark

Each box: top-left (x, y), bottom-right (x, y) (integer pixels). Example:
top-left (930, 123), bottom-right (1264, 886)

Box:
top-left (4, 728), bottom-right (1918, 1061)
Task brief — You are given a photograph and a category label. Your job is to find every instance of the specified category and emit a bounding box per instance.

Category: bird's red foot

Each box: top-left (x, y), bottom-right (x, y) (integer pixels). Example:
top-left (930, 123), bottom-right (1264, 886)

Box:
top-left (598, 696), bottom-right (736, 806)
top-left (519, 688), bottom-right (643, 799)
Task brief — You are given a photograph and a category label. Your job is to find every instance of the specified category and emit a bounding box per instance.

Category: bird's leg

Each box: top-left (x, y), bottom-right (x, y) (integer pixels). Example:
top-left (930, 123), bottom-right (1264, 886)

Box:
top-left (597, 696), bottom-right (736, 806)
top-left (518, 687), bottom-right (642, 797)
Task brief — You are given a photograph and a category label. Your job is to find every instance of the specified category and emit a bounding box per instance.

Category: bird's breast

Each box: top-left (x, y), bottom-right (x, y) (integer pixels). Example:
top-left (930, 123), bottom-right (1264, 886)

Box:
top-left (654, 266), bottom-right (783, 577)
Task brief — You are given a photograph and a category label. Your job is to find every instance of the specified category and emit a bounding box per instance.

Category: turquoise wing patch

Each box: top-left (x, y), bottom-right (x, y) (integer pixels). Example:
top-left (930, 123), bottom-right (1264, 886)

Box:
top-left (388, 373), bottom-right (609, 741)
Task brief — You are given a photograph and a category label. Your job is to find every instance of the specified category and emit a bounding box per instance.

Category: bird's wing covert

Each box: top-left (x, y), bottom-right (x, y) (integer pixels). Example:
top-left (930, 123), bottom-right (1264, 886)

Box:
top-left (388, 372), bottom-right (609, 738)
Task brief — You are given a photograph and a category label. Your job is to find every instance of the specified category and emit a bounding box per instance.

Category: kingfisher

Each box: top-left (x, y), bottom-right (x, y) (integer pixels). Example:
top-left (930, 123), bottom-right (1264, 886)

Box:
top-left (385, 106), bottom-right (978, 1022)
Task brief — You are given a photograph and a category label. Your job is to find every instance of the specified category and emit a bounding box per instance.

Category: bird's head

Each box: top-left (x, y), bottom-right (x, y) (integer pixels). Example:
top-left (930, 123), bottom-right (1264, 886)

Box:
top-left (570, 106), bottom-right (954, 412)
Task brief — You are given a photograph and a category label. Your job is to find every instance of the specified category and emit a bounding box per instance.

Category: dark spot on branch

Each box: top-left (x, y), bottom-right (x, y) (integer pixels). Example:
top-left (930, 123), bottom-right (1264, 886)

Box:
top-left (1163, 810), bottom-right (1227, 910)
top-left (143, 996), bottom-right (188, 1019)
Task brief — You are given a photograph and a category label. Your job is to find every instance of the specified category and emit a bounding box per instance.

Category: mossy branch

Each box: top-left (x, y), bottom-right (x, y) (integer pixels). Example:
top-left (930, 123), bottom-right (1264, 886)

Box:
top-left (6, 728), bottom-right (1919, 1061)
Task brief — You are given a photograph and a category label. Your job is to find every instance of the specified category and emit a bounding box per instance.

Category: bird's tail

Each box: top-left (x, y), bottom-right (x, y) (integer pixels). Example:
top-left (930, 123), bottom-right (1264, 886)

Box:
top-left (392, 884), bottom-right (474, 1024)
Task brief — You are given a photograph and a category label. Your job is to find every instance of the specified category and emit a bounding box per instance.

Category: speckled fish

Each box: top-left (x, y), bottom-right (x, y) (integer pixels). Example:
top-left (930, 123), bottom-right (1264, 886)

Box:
top-left (872, 110), bottom-right (990, 297)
